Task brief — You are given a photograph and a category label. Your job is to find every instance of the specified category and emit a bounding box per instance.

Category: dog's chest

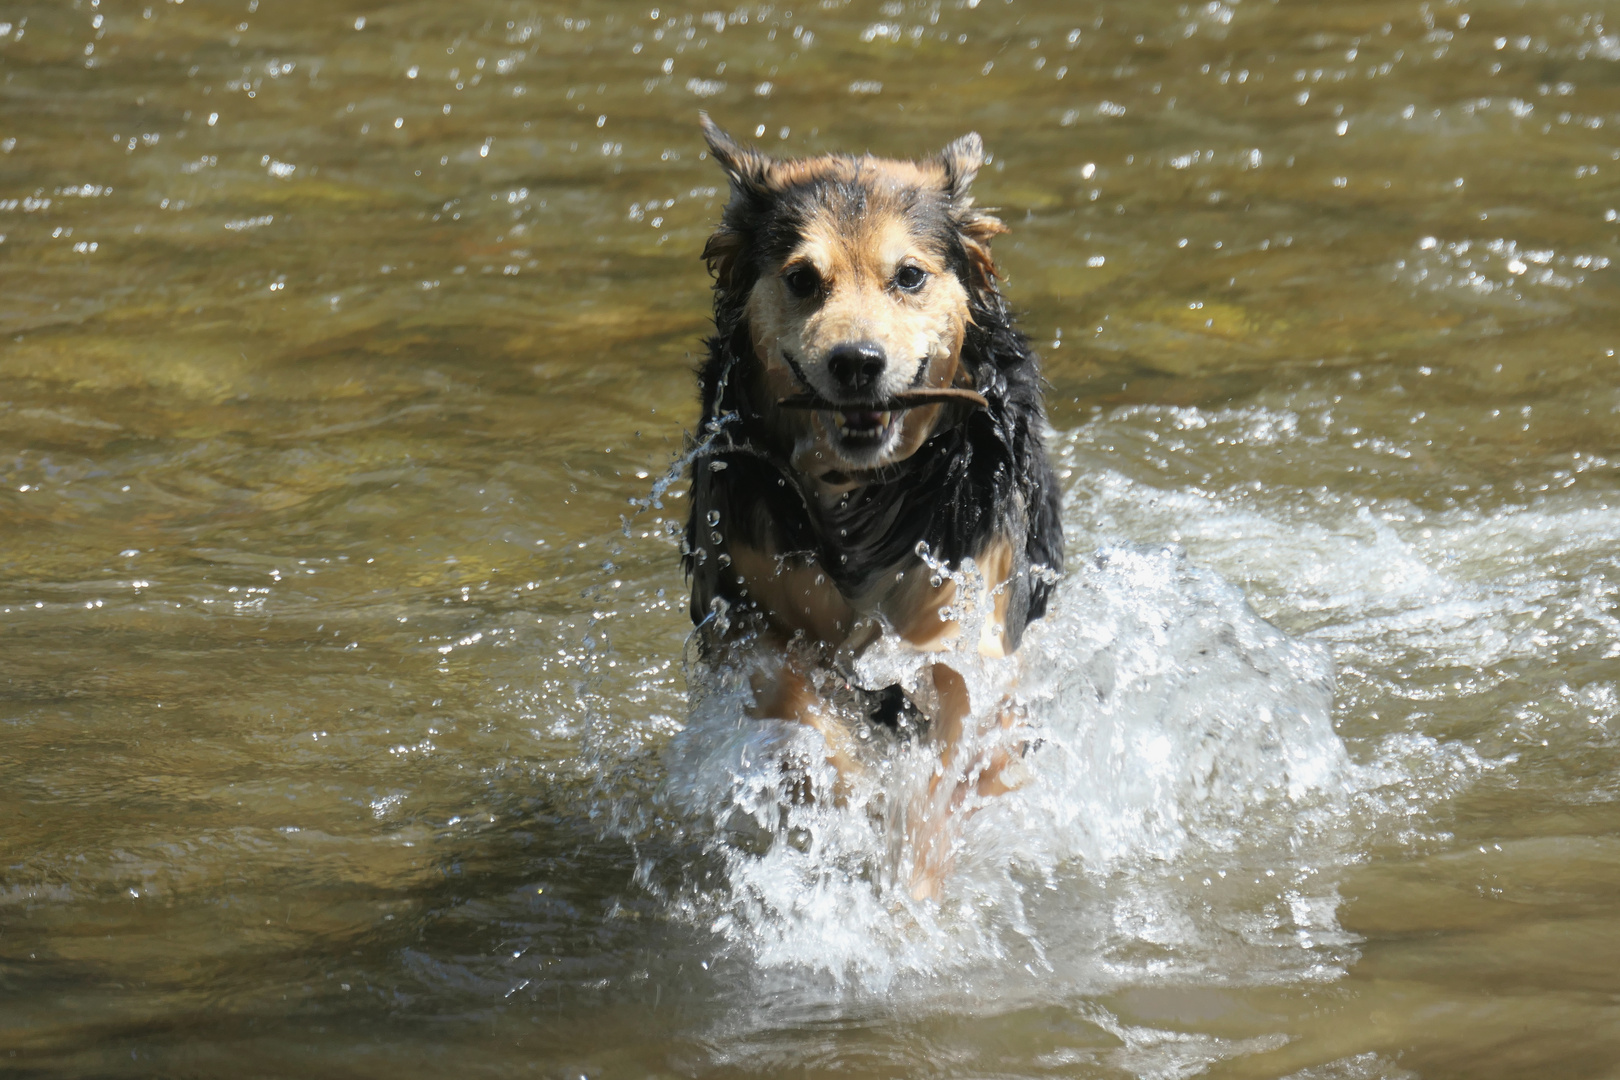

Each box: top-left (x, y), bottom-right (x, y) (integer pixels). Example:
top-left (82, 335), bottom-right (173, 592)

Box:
top-left (725, 535), bottom-right (1014, 657)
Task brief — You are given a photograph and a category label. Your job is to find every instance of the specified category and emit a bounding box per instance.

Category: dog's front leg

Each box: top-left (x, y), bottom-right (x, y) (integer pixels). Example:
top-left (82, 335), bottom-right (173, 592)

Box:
top-left (747, 653), bottom-right (865, 797)
top-left (906, 664), bottom-right (1029, 900)
top-left (905, 663), bottom-right (971, 899)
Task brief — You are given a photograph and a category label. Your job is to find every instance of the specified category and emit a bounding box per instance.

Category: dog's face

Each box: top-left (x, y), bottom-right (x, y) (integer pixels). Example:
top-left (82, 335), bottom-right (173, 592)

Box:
top-left (701, 116), bottom-right (1005, 473)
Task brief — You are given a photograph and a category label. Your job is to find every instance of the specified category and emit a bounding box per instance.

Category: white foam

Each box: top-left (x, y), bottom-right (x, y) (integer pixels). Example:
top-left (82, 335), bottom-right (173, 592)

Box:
top-left (655, 539), bottom-right (1367, 992)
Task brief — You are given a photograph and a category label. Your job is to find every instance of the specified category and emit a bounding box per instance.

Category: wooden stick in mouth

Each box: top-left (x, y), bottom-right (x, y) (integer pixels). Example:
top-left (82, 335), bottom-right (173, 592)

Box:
top-left (776, 387), bottom-right (989, 412)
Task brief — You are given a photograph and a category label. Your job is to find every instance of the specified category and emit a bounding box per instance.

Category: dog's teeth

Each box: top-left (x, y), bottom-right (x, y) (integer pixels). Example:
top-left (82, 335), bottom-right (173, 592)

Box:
top-left (880, 411), bottom-right (892, 427)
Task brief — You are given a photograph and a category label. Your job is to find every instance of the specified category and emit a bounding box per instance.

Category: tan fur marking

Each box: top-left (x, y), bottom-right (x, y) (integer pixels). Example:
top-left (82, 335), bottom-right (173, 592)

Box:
top-left (758, 155), bottom-right (943, 193)
top-left (727, 543), bottom-right (855, 644)
top-left (747, 658), bottom-right (864, 785)
top-left (890, 534), bottom-right (1017, 657)
top-left (727, 531), bottom-right (1014, 660)
top-left (974, 536), bottom-right (1016, 659)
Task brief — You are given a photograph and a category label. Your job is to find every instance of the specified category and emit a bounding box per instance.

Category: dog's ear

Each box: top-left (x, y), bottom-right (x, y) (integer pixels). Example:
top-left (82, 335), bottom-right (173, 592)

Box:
top-left (939, 132), bottom-right (985, 202)
top-left (939, 133), bottom-right (1006, 295)
top-left (700, 112), bottom-right (773, 198)
top-left (699, 113), bottom-right (775, 292)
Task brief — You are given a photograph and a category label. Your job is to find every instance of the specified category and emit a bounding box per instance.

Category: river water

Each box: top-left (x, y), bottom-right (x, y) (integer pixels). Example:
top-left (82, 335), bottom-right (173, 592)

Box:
top-left (2, 0), bottom-right (1618, 1076)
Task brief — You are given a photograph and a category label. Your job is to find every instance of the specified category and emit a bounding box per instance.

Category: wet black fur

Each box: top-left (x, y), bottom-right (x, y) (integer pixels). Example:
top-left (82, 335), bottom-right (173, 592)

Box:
top-left (683, 160), bottom-right (1064, 650)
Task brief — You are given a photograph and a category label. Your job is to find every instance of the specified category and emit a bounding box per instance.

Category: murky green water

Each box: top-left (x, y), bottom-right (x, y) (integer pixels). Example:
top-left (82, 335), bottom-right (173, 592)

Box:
top-left (2, 0), bottom-right (1618, 1076)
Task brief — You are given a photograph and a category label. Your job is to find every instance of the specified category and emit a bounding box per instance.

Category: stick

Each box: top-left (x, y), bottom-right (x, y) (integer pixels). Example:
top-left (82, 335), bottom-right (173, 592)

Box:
top-left (776, 387), bottom-right (989, 412)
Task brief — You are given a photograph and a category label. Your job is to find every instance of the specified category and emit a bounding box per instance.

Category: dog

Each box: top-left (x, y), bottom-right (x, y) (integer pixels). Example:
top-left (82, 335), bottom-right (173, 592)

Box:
top-left (682, 114), bottom-right (1063, 898)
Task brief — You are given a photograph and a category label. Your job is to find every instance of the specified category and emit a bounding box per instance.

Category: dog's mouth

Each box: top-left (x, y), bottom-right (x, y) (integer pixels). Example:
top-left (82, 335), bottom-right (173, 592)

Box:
top-left (777, 387), bottom-right (990, 413)
top-left (779, 387), bottom-right (990, 460)
top-left (775, 350), bottom-right (989, 460)
top-left (827, 407), bottom-right (898, 447)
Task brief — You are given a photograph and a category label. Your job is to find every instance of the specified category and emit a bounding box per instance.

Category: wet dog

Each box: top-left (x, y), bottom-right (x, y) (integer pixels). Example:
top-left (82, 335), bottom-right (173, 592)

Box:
top-left (683, 114), bottom-right (1063, 898)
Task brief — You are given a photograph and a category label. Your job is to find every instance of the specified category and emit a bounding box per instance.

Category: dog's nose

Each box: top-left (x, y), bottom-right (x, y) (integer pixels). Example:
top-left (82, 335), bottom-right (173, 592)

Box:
top-left (826, 342), bottom-right (886, 396)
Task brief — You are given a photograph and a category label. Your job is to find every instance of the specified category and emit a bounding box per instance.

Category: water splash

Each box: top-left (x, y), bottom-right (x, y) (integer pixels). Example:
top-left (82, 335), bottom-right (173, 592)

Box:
top-left (622, 408), bottom-right (739, 528)
top-left (653, 539), bottom-right (1365, 992)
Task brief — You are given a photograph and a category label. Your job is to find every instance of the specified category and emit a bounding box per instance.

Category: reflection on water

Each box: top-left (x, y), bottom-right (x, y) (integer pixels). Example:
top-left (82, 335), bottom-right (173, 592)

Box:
top-left (2, 0), bottom-right (1618, 1076)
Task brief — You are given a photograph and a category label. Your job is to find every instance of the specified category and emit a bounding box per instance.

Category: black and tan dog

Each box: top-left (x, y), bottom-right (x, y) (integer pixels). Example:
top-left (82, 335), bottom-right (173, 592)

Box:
top-left (683, 114), bottom-right (1063, 897)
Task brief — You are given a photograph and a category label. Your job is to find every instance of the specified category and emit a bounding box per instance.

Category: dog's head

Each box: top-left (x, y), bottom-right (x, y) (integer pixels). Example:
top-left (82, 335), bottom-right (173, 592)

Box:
top-left (700, 114), bottom-right (1007, 474)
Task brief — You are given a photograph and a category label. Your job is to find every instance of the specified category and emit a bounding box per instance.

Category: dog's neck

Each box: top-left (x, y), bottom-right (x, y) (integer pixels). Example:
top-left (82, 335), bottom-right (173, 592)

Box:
top-left (788, 431), bottom-right (950, 506)
top-left (811, 469), bottom-right (859, 495)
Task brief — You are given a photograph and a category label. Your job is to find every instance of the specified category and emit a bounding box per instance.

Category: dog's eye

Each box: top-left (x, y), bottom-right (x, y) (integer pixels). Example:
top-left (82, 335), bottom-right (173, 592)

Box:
top-left (893, 265), bottom-right (928, 292)
top-left (783, 266), bottom-right (820, 299)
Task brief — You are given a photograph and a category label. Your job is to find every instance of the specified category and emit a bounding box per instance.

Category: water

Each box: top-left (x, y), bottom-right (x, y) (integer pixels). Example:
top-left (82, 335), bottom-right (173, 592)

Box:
top-left (2, 0), bottom-right (1618, 1075)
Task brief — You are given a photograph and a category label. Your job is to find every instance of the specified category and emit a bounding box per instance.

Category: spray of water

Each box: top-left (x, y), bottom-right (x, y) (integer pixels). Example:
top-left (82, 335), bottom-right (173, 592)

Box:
top-left (645, 528), bottom-right (1371, 993)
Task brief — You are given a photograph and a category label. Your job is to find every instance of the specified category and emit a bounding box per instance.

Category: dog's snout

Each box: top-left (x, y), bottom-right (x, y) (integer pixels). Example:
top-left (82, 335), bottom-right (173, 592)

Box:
top-left (826, 342), bottom-right (886, 396)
